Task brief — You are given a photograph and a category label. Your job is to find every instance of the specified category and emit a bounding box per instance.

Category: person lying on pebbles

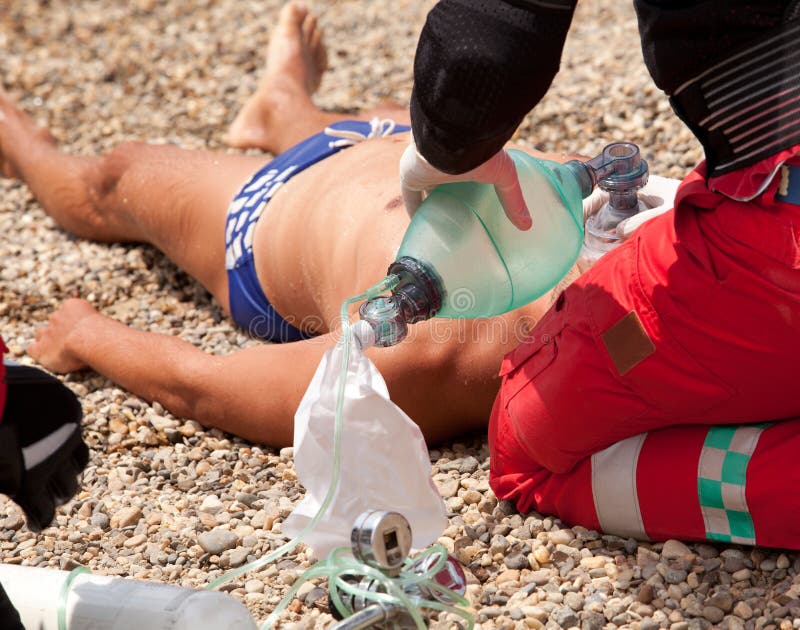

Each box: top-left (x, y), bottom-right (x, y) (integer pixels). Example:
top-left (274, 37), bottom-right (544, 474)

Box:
top-left (9, 2), bottom-right (576, 448)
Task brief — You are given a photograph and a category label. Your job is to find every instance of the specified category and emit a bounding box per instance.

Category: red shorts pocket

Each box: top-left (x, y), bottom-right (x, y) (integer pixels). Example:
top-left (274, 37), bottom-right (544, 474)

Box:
top-left (588, 235), bottom-right (735, 418)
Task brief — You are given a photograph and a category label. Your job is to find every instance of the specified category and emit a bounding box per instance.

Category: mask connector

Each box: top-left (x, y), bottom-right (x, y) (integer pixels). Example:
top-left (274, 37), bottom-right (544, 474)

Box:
top-left (569, 142), bottom-right (650, 258)
top-left (358, 258), bottom-right (444, 347)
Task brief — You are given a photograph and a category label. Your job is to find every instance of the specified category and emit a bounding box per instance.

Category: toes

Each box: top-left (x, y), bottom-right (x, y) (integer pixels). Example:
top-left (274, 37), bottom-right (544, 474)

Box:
top-left (302, 13), bottom-right (317, 41)
top-left (279, 1), bottom-right (308, 29)
top-left (311, 29), bottom-right (328, 72)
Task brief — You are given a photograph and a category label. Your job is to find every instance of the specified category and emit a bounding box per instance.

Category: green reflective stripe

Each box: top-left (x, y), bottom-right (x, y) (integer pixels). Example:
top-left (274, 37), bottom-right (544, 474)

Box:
top-left (697, 425), bottom-right (768, 545)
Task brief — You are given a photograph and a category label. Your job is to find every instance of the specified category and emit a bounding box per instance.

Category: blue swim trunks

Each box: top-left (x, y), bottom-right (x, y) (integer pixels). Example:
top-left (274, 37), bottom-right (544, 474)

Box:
top-left (225, 119), bottom-right (410, 342)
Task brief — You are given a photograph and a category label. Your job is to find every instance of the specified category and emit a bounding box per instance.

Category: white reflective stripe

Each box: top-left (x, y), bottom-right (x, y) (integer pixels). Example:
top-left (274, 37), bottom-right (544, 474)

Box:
top-left (22, 424), bottom-right (77, 470)
top-left (591, 433), bottom-right (648, 540)
top-left (728, 425), bottom-right (762, 458)
top-left (705, 46), bottom-right (800, 100)
top-left (728, 97), bottom-right (800, 141)
top-left (734, 117), bottom-right (800, 153)
top-left (708, 64), bottom-right (800, 110)
top-left (706, 86), bottom-right (800, 132)
top-left (702, 82), bottom-right (800, 129)
top-left (674, 22), bottom-right (800, 96)
top-left (715, 126), bottom-right (800, 172)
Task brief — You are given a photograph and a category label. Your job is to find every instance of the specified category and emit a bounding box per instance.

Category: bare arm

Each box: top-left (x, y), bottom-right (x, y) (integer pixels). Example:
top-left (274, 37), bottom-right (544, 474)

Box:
top-left (27, 299), bottom-right (333, 445)
top-left (28, 299), bottom-right (504, 447)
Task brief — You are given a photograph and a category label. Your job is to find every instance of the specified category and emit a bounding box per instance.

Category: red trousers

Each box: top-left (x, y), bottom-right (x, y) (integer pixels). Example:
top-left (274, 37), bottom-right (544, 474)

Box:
top-left (490, 155), bottom-right (800, 547)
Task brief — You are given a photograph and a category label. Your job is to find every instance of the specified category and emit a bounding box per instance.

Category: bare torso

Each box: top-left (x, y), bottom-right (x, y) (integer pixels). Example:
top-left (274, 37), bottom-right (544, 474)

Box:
top-left (254, 132), bottom-right (412, 329)
top-left (250, 132), bottom-right (563, 439)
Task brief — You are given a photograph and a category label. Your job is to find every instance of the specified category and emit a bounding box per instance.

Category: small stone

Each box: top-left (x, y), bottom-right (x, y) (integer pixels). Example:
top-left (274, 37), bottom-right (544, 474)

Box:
top-left (1, 514), bottom-right (24, 530)
top-left (197, 529), bottom-right (239, 555)
top-left (759, 557), bottom-right (777, 571)
top-left (581, 555), bottom-right (610, 570)
top-left (109, 417), bottom-right (128, 434)
top-left (504, 551), bottom-right (530, 571)
top-left (663, 567), bottom-right (688, 584)
top-left (279, 447), bottom-right (294, 460)
top-left (179, 421), bottom-right (199, 437)
top-left (701, 605), bottom-right (724, 623)
top-left (706, 592), bottom-right (733, 613)
top-left (526, 569), bottom-right (552, 586)
top-left (564, 591), bottom-right (583, 611)
top-left (733, 601), bottom-right (753, 620)
top-left (549, 529), bottom-right (575, 545)
top-left (436, 477), bottom-right (459, 498)
top-left (638, 584), bottom-right (655, 604)
top-left (90, 513), bottom-right (110, 529)
top-left (462, 489), bottom-right (482, 505)
top-left (304, 586), bottom-right (328, 608)
top-left (731, 568), bottom-right (752, 582)
top-left (507, 607), bottom-right (524, 621)
top-left (495, 569), bottom-right (520, 585)
top-left (228, 547), bottom-right (249, 567)
top-left (110, 506), bottom-right (143, 529)
top-left (533, 546), bottom-right (550, 565)
top-left (457, 456), bottom-right (480, 474)
top-left (662, 539), bottom-right (692, 560)
top-left (199, 495), bottom-right (224, 515)
top-left (245, 579), bottom-right (264, 593)
top-left (148, 414), bottom-right (177, 431)
top-left (235, 493), bottom-right (259, 507)
top-left (124, 534), bottom-right (147, 548)
top-left (553, 607), bottom-right (579, 628)
top-left (446, 496), bottom-right (464, 512)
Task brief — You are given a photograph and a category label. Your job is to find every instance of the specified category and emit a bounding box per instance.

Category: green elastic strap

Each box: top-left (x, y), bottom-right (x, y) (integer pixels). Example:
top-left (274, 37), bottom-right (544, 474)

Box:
top-left (58, 566), bottom-right (90, 630)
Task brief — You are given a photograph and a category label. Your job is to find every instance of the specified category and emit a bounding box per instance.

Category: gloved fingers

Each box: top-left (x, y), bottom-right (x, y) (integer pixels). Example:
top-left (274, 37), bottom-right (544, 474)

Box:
top-left (582, 187), bottom-right (610, 222)
top-left (399, 142), bottom-right (440, 190)
top-left (13, 432), bottom-right (88, 532)
top-left (616, 206), bottom-right (672, 240)
top-left (399, 142), bottom-right (439, 216)
top-left (639, 174), bottom-right (682, 203)
top-left (484, 150), bottom-right (531, 230)
top-left (14, 492), bottom-right (55, 533)
top-left (493, 182), bottom-right (531, 230)
top-left (401, 185), bottom-right (424, 217)
top-left (46, 466), bottom-right (81, 504)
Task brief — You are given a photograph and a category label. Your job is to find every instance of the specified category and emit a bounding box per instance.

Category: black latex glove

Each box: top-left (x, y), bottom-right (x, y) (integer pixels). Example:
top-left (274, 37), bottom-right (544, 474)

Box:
top-left (0, 364), bottom-right (88, 532)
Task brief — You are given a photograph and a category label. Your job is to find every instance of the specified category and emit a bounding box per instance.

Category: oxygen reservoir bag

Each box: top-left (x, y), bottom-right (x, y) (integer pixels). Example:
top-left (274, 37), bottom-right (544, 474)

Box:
top-left (282, 336), bottom-right (447, 558)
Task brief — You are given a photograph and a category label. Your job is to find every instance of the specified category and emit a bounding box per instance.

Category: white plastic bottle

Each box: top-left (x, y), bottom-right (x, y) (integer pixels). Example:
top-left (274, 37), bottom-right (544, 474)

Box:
top-left (0, 564), bottom-right (257, 630)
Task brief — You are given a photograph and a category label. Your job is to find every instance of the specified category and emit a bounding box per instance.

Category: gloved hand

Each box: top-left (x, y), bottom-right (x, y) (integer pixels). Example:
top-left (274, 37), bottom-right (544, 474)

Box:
top-left (400, 141), bottom-right (532, 230)
top-left (0, 364), bottom-right (88, 532)
top-left (581, 174), bottom-right (681, 240)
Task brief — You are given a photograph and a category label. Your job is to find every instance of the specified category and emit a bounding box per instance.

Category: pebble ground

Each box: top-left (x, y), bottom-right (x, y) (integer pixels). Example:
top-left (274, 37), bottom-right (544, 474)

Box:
top-left (1, 2), bottom-right (796, 629)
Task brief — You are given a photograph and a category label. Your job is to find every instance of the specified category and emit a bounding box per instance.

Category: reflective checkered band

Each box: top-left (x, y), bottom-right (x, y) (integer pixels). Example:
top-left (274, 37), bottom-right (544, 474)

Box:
top-left (697, 425), bottom-right (768, 545)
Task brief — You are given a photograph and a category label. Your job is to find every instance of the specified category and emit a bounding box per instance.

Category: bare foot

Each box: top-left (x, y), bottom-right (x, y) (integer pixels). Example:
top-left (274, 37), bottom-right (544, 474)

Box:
top-left (226, 2), bottom-right (329, 151)
top-left (0, 88), bottom-right (56, 179)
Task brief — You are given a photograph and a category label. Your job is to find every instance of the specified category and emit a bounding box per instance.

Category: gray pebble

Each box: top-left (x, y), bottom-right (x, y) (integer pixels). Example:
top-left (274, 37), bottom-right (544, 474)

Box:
top-left (553, 607), bottom-right (579, 628)
top-left (197, 529), bottom-right (239, 555)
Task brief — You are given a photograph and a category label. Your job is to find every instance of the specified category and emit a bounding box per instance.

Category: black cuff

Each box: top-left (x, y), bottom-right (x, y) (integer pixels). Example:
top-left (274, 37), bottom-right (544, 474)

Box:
top-left (410, 0), bottom-right (575, 173)
top-left (0, 425), bottom-right (22, 497)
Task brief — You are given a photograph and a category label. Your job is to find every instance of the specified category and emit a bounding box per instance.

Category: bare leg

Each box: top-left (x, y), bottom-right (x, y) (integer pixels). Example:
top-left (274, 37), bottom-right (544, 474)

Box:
top-left (0, 90), bottom-right (266, 308)
top-left (0, 4), bottom-right (366, 309)
top-left (226, 2), bottom-right (409, 152)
